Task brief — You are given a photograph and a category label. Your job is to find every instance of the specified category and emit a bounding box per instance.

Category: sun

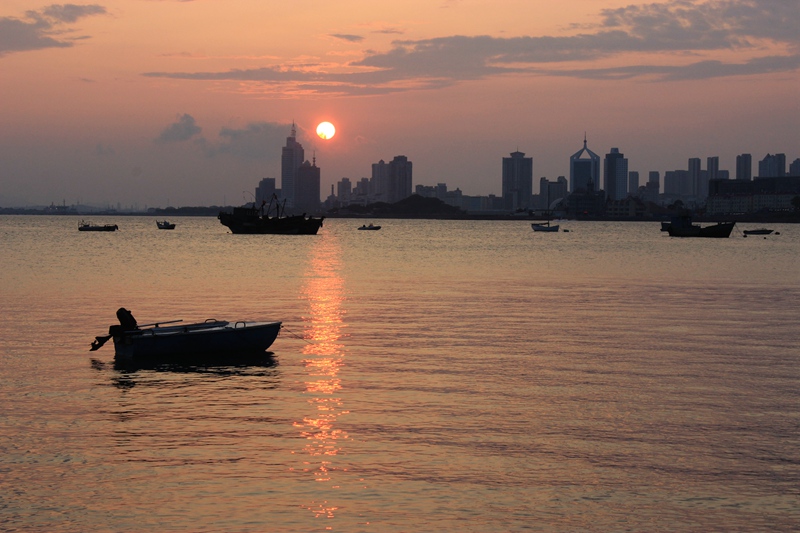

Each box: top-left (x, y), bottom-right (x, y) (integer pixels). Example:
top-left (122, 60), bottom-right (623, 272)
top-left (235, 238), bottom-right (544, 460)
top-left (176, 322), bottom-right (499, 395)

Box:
top-left (316, 121), bottom-right (336, 140)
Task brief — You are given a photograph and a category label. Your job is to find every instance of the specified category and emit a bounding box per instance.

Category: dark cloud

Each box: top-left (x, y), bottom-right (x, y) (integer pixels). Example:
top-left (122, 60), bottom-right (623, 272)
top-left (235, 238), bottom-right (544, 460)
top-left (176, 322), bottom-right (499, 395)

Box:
top-left (330, 34), bottom-right (364, 43)
top-left (200, 122), bottom-right (292, 160)
top-left (142, 0), bottom-right (800, 94)
top-left (155, 114), bottom-right (202, 143)
top-left (0, 4), bottom-right (107, 56)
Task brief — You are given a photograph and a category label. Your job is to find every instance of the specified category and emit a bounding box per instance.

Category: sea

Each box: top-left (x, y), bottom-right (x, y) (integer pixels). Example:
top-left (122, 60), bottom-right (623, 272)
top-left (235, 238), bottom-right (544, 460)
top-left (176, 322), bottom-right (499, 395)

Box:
top-left (1, 215), bottom-right (798, 532)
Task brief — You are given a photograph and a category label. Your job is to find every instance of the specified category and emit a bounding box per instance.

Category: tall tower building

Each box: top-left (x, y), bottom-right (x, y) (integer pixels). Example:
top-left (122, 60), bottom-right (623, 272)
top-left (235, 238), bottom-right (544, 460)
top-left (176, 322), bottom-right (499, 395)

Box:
top-left (707, 156), bottom-right (719, 181)
top-left (502, 150), bottom-right (533, 210)
top-left (387, 155), bottom-right (412, 204)
top-left (569, 135), bottom-right (600, 192)
top-left (294, 157), bottom-right (321, 213)
top-left (371, 159), bottom-right (390, 202)
top-left (628, 171), bottom-right (640, 196)
top-left (255, 177), bottom-right (276, 205)
top-left (758, 153), bottom-right (786, 178)
top-left (688, 157), bottom-right (702, 196)
top-left (736, 153), bottom-right (752, 181)
top-left (604, 148), bottom-right (628, 201)
top-left (281, 122), bottom-right (304, 208)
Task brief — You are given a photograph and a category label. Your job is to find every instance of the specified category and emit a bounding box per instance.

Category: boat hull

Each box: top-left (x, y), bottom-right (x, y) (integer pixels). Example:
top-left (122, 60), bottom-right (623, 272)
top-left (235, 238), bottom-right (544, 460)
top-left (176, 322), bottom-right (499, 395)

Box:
top-left (532, 223), bottom-right (559, 232)
top-left (667, 222), bottom-right (735, 238)
top-left (79, 224), bottom-right (118, 232)
top-left (113, 321), bottom-right (281, 362)
top-left (743, 228), bottom-right (773, 235)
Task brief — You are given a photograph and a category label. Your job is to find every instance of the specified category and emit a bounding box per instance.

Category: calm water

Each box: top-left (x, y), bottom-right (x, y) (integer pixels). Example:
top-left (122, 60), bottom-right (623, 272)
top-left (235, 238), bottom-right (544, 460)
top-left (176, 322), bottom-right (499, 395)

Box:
top-left (1, 215), bottom-right (798, 532)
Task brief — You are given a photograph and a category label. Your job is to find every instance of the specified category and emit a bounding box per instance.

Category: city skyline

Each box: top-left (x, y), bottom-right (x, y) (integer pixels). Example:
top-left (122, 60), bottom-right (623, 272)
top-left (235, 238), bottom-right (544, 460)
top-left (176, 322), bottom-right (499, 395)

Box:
top-left (1, 0), bottom-right (798, 208)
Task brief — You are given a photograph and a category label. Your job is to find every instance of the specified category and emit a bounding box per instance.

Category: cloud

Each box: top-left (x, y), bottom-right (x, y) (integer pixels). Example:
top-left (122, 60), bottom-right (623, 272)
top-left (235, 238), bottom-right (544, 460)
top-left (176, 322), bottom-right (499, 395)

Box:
top-left (330, 34), bottom-right (364, 43)
top-left (142, 0), bottom-right (800, 95)
top-left (155, 114), bottom-right (202, 143)
top-left (199, 122), bottom-right (293, 160)
top-left (0, 4), bottom-right (107, 56)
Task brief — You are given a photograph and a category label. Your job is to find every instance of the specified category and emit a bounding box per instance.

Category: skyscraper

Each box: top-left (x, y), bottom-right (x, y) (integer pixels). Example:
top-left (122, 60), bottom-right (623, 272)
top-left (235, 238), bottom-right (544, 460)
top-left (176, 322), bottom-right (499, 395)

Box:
top-left (736, 153), bottom-right (752, 181)
top-left (569, 136), bottom-right (600, 192)
top-left (758, 153), bottom-right (786, 178)
top-left (688, 157), bottom-right (702, 197)
top-left (255, 177), bottom-right (276, 205)
top-left (294, 157), bottom-right (320, 213)
top-left (628, 171), bottom-right (640, 196)
top-left (371, 159), bottom-right (390, 202)
top-left (387, 155), bottom-right (412, 204)
top-left (281, 122), bottom-right (304, 208)
top-left (707, 156), bottom-right (719, 181)
top-left (502, 150), bottom-right (533, 210)
top-left (604, 148), bottom-right (628, 201)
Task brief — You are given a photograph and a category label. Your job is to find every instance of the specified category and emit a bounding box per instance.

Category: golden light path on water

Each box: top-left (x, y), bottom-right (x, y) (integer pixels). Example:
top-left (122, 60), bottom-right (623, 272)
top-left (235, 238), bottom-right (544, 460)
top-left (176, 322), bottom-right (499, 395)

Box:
top-left (295, 234), bottom-right (349, 523)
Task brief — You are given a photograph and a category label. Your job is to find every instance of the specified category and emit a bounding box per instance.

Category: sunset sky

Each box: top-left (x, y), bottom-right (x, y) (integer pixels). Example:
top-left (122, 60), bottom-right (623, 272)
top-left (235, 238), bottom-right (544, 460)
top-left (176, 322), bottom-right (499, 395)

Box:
top-left (1, 0), bottom-right (797, 208)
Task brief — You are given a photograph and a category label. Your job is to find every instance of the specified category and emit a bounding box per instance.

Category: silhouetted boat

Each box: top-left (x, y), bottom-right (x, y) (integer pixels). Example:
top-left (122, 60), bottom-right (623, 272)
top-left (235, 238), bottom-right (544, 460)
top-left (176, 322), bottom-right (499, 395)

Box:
top-left (743, 228), bottom-right (774, 235)
top-left (78, 221), bottom-right (118, 232)
top-left (532, 221), bottom-right (559, 232)
top-left (666, 216), bottom-right (735, 238)
top-left (218, 195), bottom-right (323, 235)
top-left (156, 220), bottom-right (176, 230)
top-left (90, 308), bottom-right (281, 363)
top-left (358, 223), bottom-right (381, 230)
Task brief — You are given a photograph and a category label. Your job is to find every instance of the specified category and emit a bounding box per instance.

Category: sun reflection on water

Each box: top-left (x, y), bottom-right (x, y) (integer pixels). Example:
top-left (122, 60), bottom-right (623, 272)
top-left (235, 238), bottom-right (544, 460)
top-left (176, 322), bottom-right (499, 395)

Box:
top-left (295, 234), bottom-right (349, 516)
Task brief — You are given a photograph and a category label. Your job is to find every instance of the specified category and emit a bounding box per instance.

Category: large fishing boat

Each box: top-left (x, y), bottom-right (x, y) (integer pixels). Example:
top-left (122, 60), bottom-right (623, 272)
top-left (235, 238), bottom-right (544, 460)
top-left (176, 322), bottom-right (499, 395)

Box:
top-left (218, 195), bottom-right (323, 235)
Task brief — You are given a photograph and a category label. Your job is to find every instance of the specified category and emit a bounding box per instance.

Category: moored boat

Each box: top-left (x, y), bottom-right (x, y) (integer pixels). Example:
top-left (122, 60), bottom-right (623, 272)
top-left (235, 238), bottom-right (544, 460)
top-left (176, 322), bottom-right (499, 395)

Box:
top-left (90, 308), bottom-right (281, 363)
top-left (743, 228), bottom-right (774, 235)
top-left (666, 216), bottom-right (735, 238)
top-left (532, 221), bottom-right (559, 232)
top-left (157, 220), bottom-right (176, 230)
top-left (79, 221), bottom-right (118, 231)
top-left (358, 223), bottom-right (381, 230)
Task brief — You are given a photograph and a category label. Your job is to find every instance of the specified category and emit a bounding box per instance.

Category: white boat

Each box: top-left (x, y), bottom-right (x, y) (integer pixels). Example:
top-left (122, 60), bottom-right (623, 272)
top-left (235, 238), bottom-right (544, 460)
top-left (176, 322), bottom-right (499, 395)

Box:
top-left (358, 223), bottom-right (381, 230)
top-left (531, 221), bottom-right (559, 232)
top-left (91, 308), bottom-right (281, 363)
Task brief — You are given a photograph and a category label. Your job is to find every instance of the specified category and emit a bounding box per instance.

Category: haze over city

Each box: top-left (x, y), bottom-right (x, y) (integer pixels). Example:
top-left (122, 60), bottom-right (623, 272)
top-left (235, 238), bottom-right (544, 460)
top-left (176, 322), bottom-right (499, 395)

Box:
top-left (1, 0), bottom-right (797, 208)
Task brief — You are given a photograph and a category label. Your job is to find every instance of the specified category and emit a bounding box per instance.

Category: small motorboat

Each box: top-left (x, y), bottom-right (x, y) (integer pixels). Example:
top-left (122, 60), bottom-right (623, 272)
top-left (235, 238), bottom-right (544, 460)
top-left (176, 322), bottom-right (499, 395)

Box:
top-left (90, 308), bottom-right (281, 363)
top-left (157, 220), bottom-right (176, 230)
top-left (531, 221), bottom-right (559, 232)
top-left (743, 228), bottom-right (774, 235)
top-left (78, 221), bottom-right (118, 232)
top-left (358, 223), bottom-right (381, 230)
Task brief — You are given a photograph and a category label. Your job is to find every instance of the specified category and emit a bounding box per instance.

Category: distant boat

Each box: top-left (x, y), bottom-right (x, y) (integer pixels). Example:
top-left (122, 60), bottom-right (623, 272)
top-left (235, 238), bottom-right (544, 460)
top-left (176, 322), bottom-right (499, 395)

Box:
top-left (666, 216), bottom-right (735, 238)
top-left (531, 221), bottom-right (559, 232)
top-left (743, 228), bottom-right (774, 235)
top-left (157, 220), bottom-right (176, 230)
top-left (218, 195), bottom-right (323, 235)
top-left (78, 221), bottom-right (118, 232)
top-left (358, 223), bottom-right (381, 230)
top-left (90, 308), bottom-right (281, 364)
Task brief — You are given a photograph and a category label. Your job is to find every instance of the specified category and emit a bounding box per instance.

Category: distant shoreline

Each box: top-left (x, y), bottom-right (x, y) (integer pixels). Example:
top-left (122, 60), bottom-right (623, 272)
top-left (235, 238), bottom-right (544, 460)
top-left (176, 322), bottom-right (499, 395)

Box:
top-left (1, 208), bottom-right (797, 224)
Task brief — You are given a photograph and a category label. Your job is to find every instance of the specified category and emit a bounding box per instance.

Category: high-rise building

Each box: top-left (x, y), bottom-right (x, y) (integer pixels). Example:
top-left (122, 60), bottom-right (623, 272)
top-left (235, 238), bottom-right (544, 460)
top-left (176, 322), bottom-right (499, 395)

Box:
top-left (539, 176), bottom-right (568, 210)
top-left (790, 158), bottom-right (800, 176)
top-left (628, 171), bottom-right (640, 197)
top-left (758, 153), bottom-right (786, 178)
top-left (337, 177), bottom-right (352, 206)
top-left (255, 177), bottom-right (277, 205)
top-left (281, 122), bottom-right (304, 208)
top-left (736, 154), bottom-right (752, 181)
top-left (371, 160), bottom-right (390, 202)
top-left (688, 157), bottom-right (702, 197)
top-left (707, 156), bottom-right (719, 181)
top-left (502, 150), bottom-right (533, 210)
top-left (570, 136), bottom-right (600, 192)
top-left (387, 155), bottom-right (412, 204)
top-left (604, 148), bottom-right (628, 201)
top-left (294, 158), bottom-right (320, 213)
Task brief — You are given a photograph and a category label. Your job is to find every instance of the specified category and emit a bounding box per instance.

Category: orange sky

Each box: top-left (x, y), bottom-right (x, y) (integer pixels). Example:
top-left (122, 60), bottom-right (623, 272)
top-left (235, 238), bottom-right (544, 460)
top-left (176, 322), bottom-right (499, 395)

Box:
top-left (0, 0), bottom-right (797, 207)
